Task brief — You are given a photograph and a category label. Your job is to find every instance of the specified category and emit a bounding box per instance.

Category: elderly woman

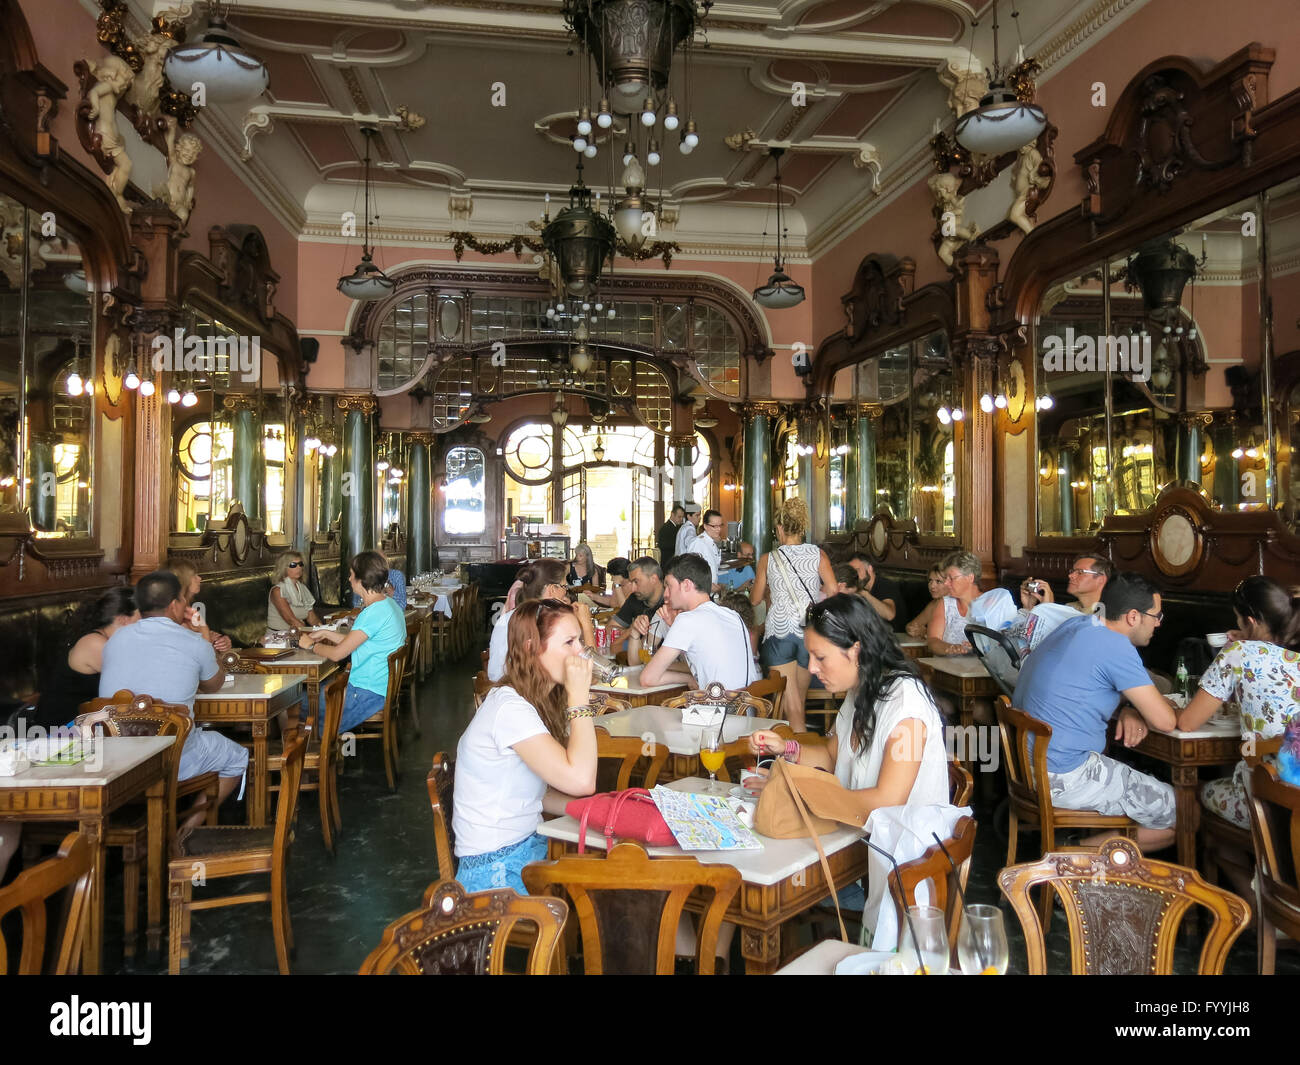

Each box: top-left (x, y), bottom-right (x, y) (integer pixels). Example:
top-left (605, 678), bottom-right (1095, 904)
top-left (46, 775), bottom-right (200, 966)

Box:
top-left (268, 551), bottom-right (323, 632)
top-left (926, 550), bottom-right (982, 656)
top-left (168, 559), bottom-right (232, 654)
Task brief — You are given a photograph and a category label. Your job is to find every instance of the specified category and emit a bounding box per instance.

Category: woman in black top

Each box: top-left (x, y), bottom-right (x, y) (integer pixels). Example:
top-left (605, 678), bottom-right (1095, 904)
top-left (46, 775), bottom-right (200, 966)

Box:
top-left (567, 543), bottom-right (605, 589)
top-left (36, 588), bottom-right (139, 729)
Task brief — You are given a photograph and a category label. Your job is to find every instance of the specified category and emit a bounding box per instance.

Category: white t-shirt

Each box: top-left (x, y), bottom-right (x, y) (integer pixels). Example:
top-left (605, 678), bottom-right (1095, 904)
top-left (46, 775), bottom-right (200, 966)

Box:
top-left (662, 600), bottom-right (758, 690)
top-left (684, 533), bottom-right (721, 587)
top-left (833, 675), bottom-right (948, 805)
top-left (487, 607), bottom-right (514, 681)
top-left (676, 521), bottom-right (699, 556)
top-left (453, 685), bottom-right (551, 856)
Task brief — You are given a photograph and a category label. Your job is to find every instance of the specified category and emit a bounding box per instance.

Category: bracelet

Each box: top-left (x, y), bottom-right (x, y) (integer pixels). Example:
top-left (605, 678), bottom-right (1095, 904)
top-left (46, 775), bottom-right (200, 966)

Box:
top-left (784, 739), bottom-right (801, 763)
top-left (566, 706), bottom-right (596, 720)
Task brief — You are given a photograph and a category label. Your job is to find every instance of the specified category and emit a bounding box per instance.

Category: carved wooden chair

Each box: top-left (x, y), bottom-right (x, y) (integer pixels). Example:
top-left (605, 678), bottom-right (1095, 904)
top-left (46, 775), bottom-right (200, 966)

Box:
top-left (473, 670), bottom-right (493, 709)
top-left (24, 691), bottom-right (216, 960)
top-left (997, 835), bottom-right (1251, 974)
top-left (1201, 735), bottom-right (1284, 894)
top-left (268, 670), bottom-right (347, 854)
top-left (427, 751), bottom-right (456, 883)
top-left (744, 671), bottom-right (787, 719)
top-left (522, 840), bottom-right (741, 974)
top-left (451, 587), bottom-right (472, 660)
top-left (1246, 763), bottom-right (1300, 974)
top-left (803, 686), bottom-right (848, 733)
top-left (663, 681), bottom-right (772, 719)
top-left (589, 691), bottom-right (630, 715)
top-left (0, 831), bottom-right (94, 975)
top-left (402, 615), bottom-right (422, 735)
top-left (359, 879), bottom-right (568, 975)
top-left (948, 760), bottom-right (974, 806)
top-left (350, 646), bottom-right (407, 790)
top-left (886, 815), bottom-right (978, 956)
top-left (594, 727), bottom-right (668, 792)
top-left (995, 695), bottom-right (1138, 931)
top-left (429, 593), bottom-right (458, 664)
top-left (168, 734), bottom-right (307, 974)
top-left (465, 583), bottom-right (484, 649)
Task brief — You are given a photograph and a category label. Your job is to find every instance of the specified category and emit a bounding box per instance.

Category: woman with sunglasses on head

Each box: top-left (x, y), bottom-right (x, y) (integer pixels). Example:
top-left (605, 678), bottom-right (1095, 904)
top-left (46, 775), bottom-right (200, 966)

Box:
top-left (905, 566), bottom-right (947, 639)
top-left (454, 598), bottom-right (598, 893)
top-left (749, 594), bottom-right (950, 930)
top-left (487, 559), bottom-right (595, 681)
top-left (267, 550), bottom-right (323, 632)
top-left (1176, 577), bottom-right (1300, 867)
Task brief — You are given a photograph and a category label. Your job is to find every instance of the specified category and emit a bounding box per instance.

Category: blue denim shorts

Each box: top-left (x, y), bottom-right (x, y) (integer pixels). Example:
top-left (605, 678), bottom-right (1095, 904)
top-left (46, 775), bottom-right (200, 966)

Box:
top-left (338, 684), bottom-right (387, 735)
top-left (761, 632), bottom-right (809, 670)
top-left (456, 833), bottom-right (549, 895)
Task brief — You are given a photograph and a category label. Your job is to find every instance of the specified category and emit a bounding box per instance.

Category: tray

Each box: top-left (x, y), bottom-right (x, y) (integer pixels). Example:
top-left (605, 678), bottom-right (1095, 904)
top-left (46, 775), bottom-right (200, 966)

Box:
top-left (239, 648), bottom-right (296, 662)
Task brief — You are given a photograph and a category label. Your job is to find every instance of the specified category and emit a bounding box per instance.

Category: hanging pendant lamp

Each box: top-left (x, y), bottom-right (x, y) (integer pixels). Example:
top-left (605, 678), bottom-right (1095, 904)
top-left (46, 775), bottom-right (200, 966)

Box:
top-left (338, 127), bottom-right (396, 302)
top-left (953, 2), bottom-right (1047, 157)
top-left (163, 2), bottom-right (269, 104)
top-left (543, 159), bottom-right (615, 298)
top-left (753, 148), bottom-right (804, 310)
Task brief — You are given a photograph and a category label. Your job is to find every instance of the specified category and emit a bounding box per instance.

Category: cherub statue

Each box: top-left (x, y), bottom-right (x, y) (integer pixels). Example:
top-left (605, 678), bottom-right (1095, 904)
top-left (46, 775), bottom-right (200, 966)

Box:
top-left (126, 31), bottom-right (179, 115)
top-left (85, 54), bottom-right (135, 213)
top-left (1007, 141), bottom-right (1050, 234)
top-left (155, 117), bottom-right (201, 226)
top-left (938, 57), bottom-right (986, 120)
top-left (929, 171), bottom-right (979, 268)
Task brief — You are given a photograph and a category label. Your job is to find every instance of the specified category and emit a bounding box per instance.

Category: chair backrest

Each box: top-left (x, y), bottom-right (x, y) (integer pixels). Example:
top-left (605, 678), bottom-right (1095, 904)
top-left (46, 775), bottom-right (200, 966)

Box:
top-left (315, 669), bottom-right (348, 766)
top-left (594, 727), bottom-right (667, 792)
top-left (403, 619), bottom-right (421, 683)
top-left (965, 623), bottom-right (1020, 701)
top-left (1245, 734), bottom-right (1284, 768)
top-left (0, 831), bottom-right (94, 974)
top-left (427, 751), bottom-right (456, 881)
top-left (75, 691), bottom-right (193, 843)
top-left (994, 696), bottom-right (1053, 825)
top-left (521, 840), bottom-right (741, 974)
top-left (886, 816), bottom-right (977, 951)
top-left (947, 760), bottom-right (974, 806)
top-left (383, 646), bottom-right (409, 718)
top-left (359, 879), bottom-right (568, 975)
top-left (744, 671), bottom-right (786, 719)
top-left (1246, 763), bottom-right (1300, 933)
top-left (589, 691), bottom-right (630, 715)
top-left (273, 734), bottom-right (308, 866)
top-left (472, 671), bottom-right (492, 709)
top-left (663, 682), bottom-right (771, 718)
top-left (998, 836), bottom-right (1251, 974)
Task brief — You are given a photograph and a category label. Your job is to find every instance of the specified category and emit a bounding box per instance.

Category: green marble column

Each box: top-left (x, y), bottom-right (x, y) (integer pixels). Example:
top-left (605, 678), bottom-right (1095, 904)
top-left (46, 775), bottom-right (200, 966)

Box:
top-left (318, 449), bottom-right (342, 533)
top-left (406, 435), bottom-right (432, 575)
top-left (339, 397), bottom-right (376, 588)
top-left (29, 435), bottom-right (55, 531)
top-left (854, 408), bottom-right (878, 522)
top-left (1176, 412), bottom-right (1212, 486)
top-left (742, 406), bottom-right (773, 555)
top-left (227, 400), bottom-right (263, 525)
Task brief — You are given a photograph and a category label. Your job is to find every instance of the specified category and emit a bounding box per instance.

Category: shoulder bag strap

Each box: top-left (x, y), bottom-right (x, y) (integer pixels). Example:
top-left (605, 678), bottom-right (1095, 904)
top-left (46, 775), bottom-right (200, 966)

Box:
top-left (779, 758), bottom-right (849, 943)
top-left (776, 546), bottom-right (820, 606)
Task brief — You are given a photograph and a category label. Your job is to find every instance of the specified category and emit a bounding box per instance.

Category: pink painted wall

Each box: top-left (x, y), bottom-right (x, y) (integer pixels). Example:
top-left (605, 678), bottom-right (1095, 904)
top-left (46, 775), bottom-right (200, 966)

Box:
top-left (809, 0), bottom-right (1300, 341)
top-left (18, 0), bottom-right (298, 311)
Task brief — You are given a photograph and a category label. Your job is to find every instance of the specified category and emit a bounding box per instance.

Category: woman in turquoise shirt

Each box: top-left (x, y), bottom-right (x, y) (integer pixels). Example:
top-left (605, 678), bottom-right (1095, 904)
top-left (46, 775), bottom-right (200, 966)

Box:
top-left (299, 551), bottom-right (408, 733)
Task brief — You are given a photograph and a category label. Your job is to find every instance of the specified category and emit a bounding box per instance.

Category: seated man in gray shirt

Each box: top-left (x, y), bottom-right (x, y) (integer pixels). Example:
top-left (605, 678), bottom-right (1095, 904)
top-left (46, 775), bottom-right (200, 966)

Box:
top-left (100, 570), bottom-right (249, 835)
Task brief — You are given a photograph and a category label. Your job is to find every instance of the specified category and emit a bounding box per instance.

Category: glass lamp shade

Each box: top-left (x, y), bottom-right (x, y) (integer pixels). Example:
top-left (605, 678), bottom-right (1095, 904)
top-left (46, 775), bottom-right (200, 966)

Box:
top-left (570, 344), bottom-right (592, 373)
top-left (163, 17), bottom-right (269, 104)
top-left (954, 87), bottom-right (1047, 157)
top-left (614, 200), bottom-right (645, 245)
top-left (753, 269), bottom-right (805, 309)
top-left (543, 204), bottom-right (615, 297)
top-left (551, 406), bottom-right (569, 426)
top-left (338, 255), bottom-right (396, 301)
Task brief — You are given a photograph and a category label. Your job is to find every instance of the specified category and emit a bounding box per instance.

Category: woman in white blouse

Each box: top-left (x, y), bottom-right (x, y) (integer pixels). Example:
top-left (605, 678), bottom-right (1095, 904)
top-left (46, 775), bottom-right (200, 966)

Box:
top-left (454, 598), bottom-right (597, 893)
top-left (267, 551), bottom-right (323, 632)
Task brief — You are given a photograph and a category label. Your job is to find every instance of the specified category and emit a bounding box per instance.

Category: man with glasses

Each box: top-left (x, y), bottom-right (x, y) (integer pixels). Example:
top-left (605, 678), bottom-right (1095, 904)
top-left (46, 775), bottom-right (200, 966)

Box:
top-left (684, 509), bottom-right (726, 592)
top-left (1018, 555), bottom-right (1113, 615)
top-left (1012, 572), bottom-right (1179, 851)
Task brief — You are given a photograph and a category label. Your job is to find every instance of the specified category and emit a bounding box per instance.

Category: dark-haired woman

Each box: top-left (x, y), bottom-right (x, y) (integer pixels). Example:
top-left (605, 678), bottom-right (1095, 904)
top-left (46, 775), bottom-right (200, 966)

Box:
top-left (1178, 576), bottom-right (1300, 831)
top-left (36, 588), bottom-right (139, 729)
top-left (454, 598), bottom-right (598, 893)
top-left (487, 558), bottom-right (594, 681)
top-left (298, 551), bottom-right (406, 734)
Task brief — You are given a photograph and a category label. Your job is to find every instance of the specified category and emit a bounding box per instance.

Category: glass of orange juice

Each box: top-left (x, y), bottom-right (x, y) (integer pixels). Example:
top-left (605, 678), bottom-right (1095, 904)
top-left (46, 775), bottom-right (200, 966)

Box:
top-left (699, 725), bottom-right (726, 794)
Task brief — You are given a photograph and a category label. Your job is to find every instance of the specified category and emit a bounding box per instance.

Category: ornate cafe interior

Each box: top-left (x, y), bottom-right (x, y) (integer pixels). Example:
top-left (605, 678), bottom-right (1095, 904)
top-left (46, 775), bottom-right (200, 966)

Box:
top-left (1, 0), bottom-right (1299, 985)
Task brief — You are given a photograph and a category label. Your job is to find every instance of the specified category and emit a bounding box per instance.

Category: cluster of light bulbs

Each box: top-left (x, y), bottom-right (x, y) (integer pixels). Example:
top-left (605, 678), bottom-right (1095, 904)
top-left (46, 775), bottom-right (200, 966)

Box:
top-left (1120, 443), bottom-right (1154, 458)
top-left (1035, 395), bottom-right (1055, 411)
top-left (304, 434), bottom-right (338, 457)
top-left (571, 98), bottom-right (699, 159)
top-left (544, 297), bottom-right (617, 321)
top-left (936, 406), bottom-right (965, 425)
top-left (1231, 444), bottom-right (1260, 460)
top-left (793, 443), bottom-right (815, 457)
top-left (831, 444), bottom-right (850, 457)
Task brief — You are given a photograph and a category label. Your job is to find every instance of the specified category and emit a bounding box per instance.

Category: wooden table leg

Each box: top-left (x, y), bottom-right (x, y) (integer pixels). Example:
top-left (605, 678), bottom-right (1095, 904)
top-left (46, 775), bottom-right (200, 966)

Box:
top-left (249, 722), bottom-right (269, 827)
top-left (145, 777), bottom-right (165, 956)
top-left (739, 925), bottom-right (782, 975)
top-left (78, 817), bottom-right (106, 975)
top-left (1170, 764), bottom-right (1200, 869)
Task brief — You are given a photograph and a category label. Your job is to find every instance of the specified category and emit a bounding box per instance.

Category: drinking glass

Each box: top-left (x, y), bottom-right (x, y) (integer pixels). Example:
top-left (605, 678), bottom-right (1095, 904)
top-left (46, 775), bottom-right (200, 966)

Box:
top-left (956, 904), bottom-right (1009, 975)
top-left (698, 723), bottom-right (727, 795)
top-left (580, 647), bottom-right (623, 684)
top-left (897, 905), bottom-right (949, 975)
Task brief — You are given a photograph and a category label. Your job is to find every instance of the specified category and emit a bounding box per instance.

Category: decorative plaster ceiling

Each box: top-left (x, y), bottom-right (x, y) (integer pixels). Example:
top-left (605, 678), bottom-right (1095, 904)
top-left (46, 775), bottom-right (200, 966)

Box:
top-left (127, 0), bottom-right (1109, 256)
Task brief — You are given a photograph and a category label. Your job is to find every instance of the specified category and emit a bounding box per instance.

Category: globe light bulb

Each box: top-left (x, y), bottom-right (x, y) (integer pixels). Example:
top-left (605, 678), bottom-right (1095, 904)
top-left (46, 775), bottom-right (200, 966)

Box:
top-left (584, 143), bottom-right (597, 158)
top-left (546, 306), bottom-right (556, 318)
top-left (640, 100), bottom-right (656, 127)
top-left (124, 369), bottom-right (140, 390)
top-left (597, 99), bottom-right (613, 128)
top-left (951, 407), bottom-right (964, 421)
top-left (994, 393), bottom-right (1008, 409)
top-left (167, 387), bottom-right (181, 404)
top-left (139, 378), bottom-right (156, 397)
top-left (556, 302), bottom-right (566, 312)
top-left (573, 134), bottom-right (588, 152)
top-left (647, 140), bottom-right (661, 166)
top-left (576, 109), bottom-right (593, 137)
top-left (607, 307), bottom-right (617, 319)
top-left (181, 389), bottom-right (198, 407)
top-left (979, 393), bottom-right (994, 413)
top-left (66, 372), bottom-right (83, 396)
top-left (937, 407), bottom-right (951, 425)
top-left (683, 121), bottom-right (699, 149)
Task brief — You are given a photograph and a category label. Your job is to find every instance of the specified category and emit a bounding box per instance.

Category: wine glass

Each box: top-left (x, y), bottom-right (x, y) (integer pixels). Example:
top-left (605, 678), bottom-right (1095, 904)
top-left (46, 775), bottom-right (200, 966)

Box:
top-left (698, 723), bottom-right (727, 795)
top-left (898, 905), bottom-right (949, 975)
top-left (956, 904), bottom-right (1009, 975)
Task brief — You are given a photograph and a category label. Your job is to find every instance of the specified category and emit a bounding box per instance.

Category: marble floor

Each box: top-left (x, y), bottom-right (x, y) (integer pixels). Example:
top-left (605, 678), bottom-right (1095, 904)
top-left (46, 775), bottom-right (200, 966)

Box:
top-left (15, 651), bottom-right (1294, 975)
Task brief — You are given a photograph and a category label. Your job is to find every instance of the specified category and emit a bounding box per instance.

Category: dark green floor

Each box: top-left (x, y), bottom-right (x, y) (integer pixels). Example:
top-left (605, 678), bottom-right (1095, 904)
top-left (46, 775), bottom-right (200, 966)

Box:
top-left (45, 652), bottom-right (1298, 974)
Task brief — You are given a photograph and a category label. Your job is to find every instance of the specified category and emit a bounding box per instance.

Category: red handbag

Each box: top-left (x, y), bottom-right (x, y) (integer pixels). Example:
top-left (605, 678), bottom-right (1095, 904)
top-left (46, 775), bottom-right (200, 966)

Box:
top-left (564, 788), bottom-right (675, 853)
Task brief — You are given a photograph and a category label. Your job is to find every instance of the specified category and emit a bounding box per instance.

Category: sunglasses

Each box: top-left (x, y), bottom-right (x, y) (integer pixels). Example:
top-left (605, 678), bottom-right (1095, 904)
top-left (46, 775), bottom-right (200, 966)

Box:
top-left (287, 561), bottom-right (303, 569)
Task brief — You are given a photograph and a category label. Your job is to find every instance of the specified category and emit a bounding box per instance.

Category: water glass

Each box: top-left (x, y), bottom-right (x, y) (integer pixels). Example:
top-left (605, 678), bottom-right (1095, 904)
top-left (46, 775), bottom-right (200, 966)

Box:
top-left (580, 647), bottom-right (623, 684)
top-left (897, 905), bottom-right (949, 975)
top-left (956, 904), bottom-right (1009, 975)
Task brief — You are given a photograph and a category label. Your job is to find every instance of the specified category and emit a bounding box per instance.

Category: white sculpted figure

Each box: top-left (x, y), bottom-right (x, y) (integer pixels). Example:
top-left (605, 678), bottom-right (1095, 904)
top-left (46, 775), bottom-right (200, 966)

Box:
top-left (158, 121), bottom-right (202, 227)
top-left (929, 171), bottom-right (979, 268)
top-left (85, 55), bottom-right (136, 214)
top-left (938, 57), bottom-right (986, 121)
top-left (1007, 141), bottom-right (1050, 235)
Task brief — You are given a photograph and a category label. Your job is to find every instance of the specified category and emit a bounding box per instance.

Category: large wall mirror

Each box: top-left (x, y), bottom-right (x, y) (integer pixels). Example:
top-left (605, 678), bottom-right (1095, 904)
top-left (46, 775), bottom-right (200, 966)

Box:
top-left (0, 193), bottom-right (95, 538)
top-left (1036, 192), bottom-right (1274, 535)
